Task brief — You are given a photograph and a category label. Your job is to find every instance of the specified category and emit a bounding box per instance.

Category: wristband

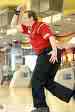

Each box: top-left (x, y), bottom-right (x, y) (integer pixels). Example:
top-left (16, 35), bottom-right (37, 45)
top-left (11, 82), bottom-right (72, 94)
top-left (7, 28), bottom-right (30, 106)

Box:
top-left (15, 10), bottom-right (20, 15)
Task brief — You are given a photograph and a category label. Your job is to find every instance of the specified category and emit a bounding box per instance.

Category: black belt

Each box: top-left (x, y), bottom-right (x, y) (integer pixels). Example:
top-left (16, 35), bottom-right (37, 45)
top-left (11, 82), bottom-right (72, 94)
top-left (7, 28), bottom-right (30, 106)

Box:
top-left (40, 47), bottom-right (61, 56)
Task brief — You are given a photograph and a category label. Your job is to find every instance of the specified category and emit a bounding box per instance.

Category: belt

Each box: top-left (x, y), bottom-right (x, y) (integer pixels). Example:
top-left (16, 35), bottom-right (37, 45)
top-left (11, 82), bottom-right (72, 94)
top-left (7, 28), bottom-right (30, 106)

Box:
top-left (39, 47), bottom-right (61, 56)
top-left (38, 47), bottom-right (52, 55)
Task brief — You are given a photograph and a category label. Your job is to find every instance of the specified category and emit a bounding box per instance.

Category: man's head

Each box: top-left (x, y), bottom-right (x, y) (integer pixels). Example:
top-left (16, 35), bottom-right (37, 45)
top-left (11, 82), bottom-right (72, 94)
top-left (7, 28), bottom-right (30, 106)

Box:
top-left (21, 10), bottom-right (38, 26)
top-left (27, 10), bottom-right (38, 21)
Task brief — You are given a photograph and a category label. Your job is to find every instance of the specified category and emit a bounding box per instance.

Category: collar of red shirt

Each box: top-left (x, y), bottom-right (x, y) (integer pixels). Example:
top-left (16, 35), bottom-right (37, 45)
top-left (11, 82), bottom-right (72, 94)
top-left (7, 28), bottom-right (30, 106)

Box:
top-left (32, 21), bottom-right (38, 30)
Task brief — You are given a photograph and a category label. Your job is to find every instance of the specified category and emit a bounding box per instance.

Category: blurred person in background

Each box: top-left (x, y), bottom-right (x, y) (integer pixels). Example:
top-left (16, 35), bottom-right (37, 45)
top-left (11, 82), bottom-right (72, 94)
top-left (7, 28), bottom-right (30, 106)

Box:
top-left (11, 5), bottom-right (74, 112)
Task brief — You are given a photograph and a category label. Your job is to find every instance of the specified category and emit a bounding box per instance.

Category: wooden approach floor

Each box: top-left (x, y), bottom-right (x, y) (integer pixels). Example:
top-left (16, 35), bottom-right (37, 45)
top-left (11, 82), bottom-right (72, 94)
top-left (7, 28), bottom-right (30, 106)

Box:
top-left (0, 87), bottom-right (74, 112)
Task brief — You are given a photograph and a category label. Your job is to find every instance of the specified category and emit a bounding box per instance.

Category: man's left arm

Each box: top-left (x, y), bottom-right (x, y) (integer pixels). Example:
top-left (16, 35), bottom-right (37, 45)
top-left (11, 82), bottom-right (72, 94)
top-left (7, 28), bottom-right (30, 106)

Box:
top-left (48, 36), bottom-right (58, 64)
top-left (38, 23), bottom-right (57, 64)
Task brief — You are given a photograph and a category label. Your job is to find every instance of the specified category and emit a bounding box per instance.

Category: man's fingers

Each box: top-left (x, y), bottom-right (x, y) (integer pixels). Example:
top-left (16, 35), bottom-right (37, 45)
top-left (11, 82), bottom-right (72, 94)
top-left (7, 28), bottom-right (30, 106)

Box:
top-left (49, 58), bottom-right (55, 64)
top-left (49, 56), bottom-right (58, 64)
top-left (47, 50), bottom-right (58, 64)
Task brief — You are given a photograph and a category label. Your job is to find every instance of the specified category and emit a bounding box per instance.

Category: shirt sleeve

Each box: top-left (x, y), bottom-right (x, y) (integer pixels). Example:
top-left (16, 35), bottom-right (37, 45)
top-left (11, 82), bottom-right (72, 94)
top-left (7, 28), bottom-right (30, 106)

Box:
top-left (21, 24), bottom-right (30, 35)
top-left (38, 23), bottom-right (54, 40)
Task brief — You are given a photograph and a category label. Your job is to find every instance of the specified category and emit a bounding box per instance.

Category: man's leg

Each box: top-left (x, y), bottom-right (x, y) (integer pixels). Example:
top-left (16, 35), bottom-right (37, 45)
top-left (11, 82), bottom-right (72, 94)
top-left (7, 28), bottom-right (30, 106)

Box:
top-left (31, 54), bottom-right (50, 111)
top-left (44, 62), bottom-right (73, 103)
top-left (31, 71), bottom-right (48, 108)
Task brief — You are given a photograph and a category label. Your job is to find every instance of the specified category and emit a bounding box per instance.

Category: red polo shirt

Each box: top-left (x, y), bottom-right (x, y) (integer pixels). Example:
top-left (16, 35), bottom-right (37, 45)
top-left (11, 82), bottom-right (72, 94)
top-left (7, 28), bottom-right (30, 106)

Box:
top-left (21, 21), bottom-right (53, 54)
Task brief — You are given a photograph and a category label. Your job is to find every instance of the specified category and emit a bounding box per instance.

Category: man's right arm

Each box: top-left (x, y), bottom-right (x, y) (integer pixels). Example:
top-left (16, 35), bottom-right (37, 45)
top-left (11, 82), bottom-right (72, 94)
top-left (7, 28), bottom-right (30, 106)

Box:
top-left (11, 5), bottom-right (29, 34)
top-left (11, 14), bottom-right (30, 35)
top-left (11, 14), bottom-right (19, 28)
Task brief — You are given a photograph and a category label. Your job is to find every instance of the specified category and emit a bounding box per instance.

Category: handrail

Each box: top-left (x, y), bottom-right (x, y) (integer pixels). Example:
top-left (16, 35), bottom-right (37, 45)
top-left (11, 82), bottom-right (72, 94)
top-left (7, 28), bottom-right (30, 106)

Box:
top-left (0, 9), bottom-right (8, 15)
top-left (55, 32), bottom-right (75, 37)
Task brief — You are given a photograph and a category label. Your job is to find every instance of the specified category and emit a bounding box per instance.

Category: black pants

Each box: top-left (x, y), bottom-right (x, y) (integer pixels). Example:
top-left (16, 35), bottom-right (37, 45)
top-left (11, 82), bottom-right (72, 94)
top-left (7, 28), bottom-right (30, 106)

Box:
top-left (31, 48), bottom-right (73, 108)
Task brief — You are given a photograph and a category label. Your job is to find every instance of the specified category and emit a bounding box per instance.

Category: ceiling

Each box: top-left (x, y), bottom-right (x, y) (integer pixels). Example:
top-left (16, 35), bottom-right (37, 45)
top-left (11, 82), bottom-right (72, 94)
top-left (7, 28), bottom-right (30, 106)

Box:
top-left (0, 0), bottom-right (75, 15)
top-left (0, 0), bottom-right (22, 6)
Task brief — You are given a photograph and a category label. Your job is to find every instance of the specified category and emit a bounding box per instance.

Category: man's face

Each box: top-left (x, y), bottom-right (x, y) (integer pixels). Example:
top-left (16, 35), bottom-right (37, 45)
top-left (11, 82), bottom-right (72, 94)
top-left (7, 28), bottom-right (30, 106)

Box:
top-left (21, 13), bottom-right (33, 26)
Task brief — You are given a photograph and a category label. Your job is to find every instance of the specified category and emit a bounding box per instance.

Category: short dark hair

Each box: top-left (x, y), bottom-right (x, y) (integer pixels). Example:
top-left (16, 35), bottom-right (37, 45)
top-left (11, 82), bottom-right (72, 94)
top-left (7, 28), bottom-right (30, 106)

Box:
top-left (25, 10), bottom-right (38, 21)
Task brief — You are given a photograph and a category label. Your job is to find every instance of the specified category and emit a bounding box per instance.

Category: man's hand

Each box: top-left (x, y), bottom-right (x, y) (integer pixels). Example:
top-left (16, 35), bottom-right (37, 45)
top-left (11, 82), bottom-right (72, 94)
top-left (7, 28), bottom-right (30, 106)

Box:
top-left (16, 5), bottom-right (21, 11)
top-left (48, 49), bottom-right (58, 64)
top-left (16, 4), bottom-right (26, 13)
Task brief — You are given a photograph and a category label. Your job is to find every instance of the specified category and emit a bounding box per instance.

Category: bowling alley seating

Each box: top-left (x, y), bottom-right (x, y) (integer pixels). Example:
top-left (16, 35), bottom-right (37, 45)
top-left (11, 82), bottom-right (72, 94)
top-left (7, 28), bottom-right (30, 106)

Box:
top-left (1, 65), bottom-right (13, 86)
top-left (9, 64), bottom-right (32, 88)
